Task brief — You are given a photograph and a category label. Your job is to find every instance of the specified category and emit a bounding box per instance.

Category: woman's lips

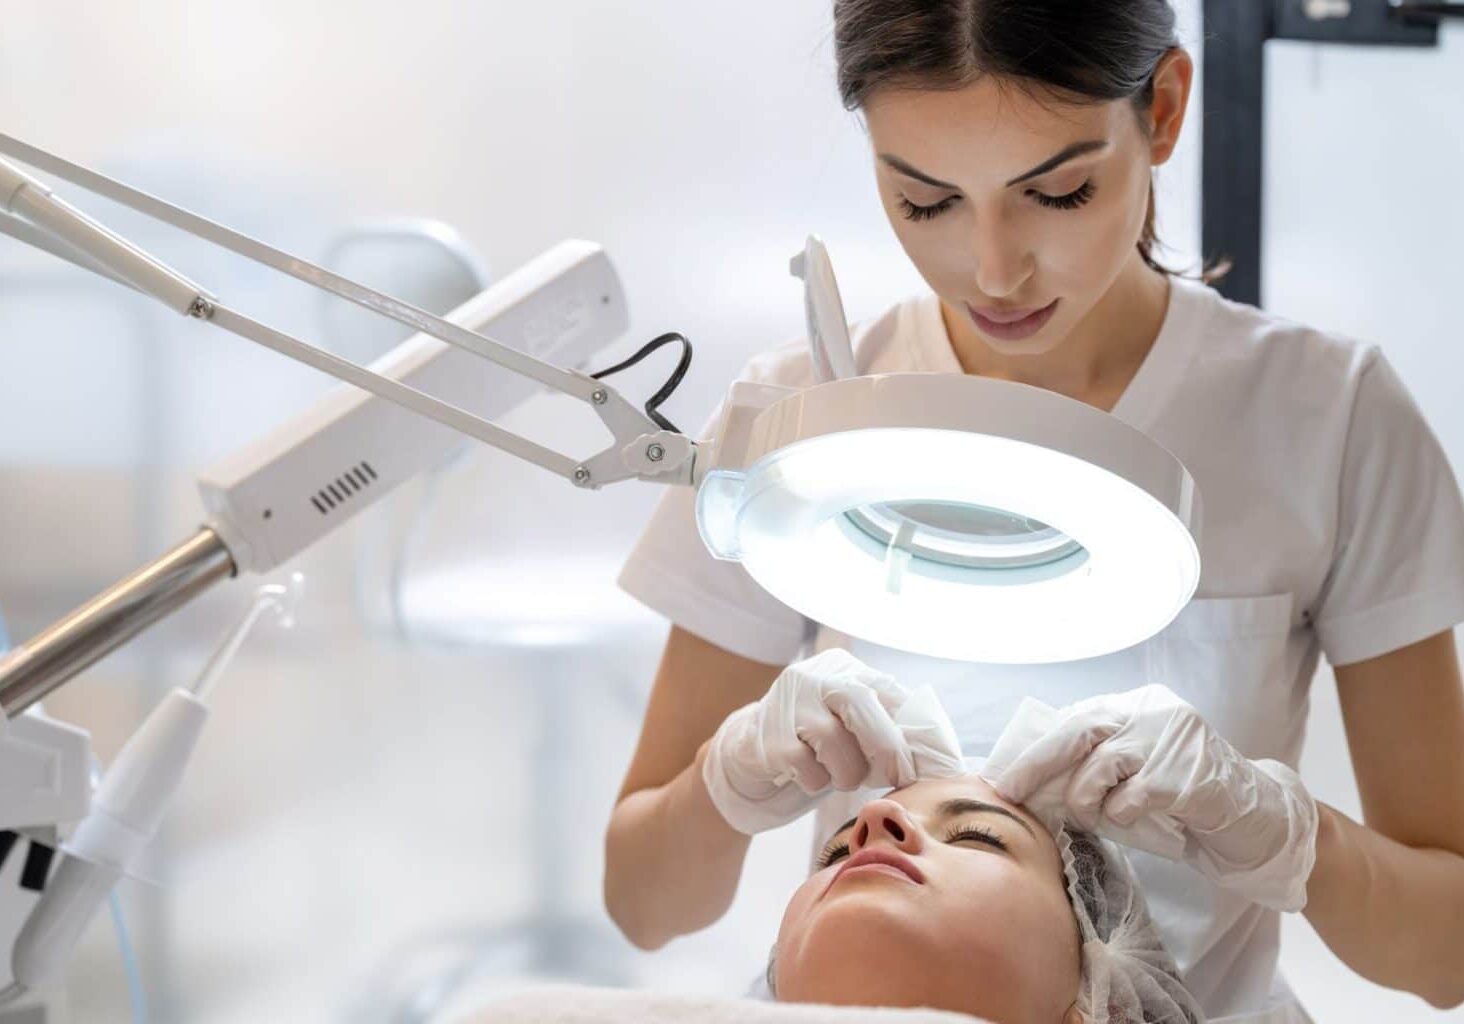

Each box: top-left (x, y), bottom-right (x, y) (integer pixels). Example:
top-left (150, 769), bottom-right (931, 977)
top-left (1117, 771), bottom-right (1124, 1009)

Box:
top-left (966, 298), bottom-right (1059, 342)
top-left (821, 848), bottom-right (925, 900)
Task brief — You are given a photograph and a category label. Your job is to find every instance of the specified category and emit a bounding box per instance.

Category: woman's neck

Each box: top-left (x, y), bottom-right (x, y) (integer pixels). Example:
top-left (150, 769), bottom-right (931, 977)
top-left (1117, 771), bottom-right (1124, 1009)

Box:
top-left (939, 257), bottom-right (1171, 412)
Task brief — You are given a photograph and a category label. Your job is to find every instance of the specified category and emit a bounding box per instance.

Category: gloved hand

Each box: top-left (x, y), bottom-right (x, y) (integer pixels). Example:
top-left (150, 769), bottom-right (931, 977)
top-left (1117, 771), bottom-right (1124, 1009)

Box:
top-left (989, 684), bottom-right (1319, 912)
top-left (703, 648), bottom-right (966, 835)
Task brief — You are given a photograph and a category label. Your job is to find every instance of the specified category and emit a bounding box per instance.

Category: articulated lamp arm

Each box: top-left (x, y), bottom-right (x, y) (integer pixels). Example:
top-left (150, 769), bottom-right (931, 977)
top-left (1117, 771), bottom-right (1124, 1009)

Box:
top-left (0, 136), bottom-right (701, 717)
top-left (0, 134), bottom-right (696, 492)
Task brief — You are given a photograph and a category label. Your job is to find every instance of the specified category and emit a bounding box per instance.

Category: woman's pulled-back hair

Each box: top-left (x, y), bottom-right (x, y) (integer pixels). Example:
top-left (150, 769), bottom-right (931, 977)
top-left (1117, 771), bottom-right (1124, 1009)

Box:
top-left (833, 0), bottom-right (1182, 275)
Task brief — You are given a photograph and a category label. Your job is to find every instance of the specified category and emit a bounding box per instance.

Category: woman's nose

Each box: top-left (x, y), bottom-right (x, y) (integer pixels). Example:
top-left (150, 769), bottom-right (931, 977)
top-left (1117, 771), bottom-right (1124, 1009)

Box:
top-left (849, 799), bottom-right (923, 855)
top-left (971, 214), bottom-right (1033, 300)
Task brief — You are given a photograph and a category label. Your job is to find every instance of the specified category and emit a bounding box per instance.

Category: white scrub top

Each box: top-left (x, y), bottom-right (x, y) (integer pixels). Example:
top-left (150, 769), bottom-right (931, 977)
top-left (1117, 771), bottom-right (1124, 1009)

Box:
top-left (618, 277), bottom-right (1464, 1023)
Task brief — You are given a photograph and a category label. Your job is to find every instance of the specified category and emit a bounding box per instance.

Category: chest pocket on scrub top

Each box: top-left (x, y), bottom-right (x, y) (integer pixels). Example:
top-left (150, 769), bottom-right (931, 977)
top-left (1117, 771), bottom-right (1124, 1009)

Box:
top-left (1147, 593), bottom-right (1297, 762)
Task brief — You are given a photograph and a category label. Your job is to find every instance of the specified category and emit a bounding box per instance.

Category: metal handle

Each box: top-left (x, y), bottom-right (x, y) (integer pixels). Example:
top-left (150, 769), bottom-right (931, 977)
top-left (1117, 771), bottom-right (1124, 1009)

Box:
top-left (1388, 0), bottom-right (1464, 19)
top-left (0, 529), bottom-right (235, 717)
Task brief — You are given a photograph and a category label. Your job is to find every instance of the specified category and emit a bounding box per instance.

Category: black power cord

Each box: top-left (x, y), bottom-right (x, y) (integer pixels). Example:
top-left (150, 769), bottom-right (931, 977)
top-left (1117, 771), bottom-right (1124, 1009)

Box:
top-left (588, 331), bottom-right (692, 433)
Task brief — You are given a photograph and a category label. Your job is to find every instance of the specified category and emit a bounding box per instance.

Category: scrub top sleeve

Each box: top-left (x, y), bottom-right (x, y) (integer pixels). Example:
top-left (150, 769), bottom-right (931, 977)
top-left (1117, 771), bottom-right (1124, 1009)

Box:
top-left (1314, 352), bottom-right (1464, 667)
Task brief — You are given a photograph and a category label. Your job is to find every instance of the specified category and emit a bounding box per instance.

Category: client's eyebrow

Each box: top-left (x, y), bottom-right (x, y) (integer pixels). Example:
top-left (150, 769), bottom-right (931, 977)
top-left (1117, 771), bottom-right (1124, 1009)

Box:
top-left (936, 798), bottom-right (1036, 838)
top-left (826, 797), bottom-right (1036, 844)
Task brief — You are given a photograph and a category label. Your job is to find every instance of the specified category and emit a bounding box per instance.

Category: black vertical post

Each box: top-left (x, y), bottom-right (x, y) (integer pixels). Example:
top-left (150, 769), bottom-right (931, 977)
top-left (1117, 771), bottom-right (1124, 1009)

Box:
top-left (1201, 0), bottom-right (1271, 308)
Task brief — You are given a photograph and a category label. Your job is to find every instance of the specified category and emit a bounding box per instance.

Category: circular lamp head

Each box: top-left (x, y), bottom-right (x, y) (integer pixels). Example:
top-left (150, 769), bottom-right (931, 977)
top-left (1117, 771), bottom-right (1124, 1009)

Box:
top-left (696, 373), bottom-right (1200, 664)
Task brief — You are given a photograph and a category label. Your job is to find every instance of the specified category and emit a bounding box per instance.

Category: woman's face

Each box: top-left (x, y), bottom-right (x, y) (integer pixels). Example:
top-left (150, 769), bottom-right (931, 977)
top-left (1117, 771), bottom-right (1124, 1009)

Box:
top-left (861, 56), bottom-right (1190, 359)
top-left (774, 775), bottom-right (1082, 1024)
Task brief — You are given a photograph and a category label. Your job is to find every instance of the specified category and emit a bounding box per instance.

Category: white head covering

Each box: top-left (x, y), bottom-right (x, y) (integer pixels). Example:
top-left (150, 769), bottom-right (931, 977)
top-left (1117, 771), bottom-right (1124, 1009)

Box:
top-left (1059, 826), bottom-right (1206, 1023)
top-left (965, 750), bottom-right (1204, 1023)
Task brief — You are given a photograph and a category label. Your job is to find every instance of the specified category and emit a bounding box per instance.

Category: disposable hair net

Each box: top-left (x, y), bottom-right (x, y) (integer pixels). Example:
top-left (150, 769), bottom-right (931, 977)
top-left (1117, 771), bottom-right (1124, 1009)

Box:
top-left (1059, 826), bottom-right (1206, 1024)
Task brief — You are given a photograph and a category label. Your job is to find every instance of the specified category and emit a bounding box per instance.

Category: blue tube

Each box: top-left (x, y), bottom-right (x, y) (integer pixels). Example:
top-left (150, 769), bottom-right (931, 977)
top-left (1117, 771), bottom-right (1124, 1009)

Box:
top-left (107, 891), bottom-right (148, 1024)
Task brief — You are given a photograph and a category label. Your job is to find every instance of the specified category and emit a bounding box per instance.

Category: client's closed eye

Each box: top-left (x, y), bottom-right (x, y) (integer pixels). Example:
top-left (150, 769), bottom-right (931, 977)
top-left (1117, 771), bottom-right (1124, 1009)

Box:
top-left (815, 823), bottom-right (1008, 869)
top-left (816, 840), bottom-right (849, 869)
top-left (942, 823), bottom-right (1008, 852)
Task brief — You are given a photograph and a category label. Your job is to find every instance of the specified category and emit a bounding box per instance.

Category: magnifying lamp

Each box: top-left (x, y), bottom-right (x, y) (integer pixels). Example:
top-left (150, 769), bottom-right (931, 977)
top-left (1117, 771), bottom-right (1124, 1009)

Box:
top-left (697, 373), bottom-right (1200, 663)
top-left (698, 238), bottom-right (1201, 663)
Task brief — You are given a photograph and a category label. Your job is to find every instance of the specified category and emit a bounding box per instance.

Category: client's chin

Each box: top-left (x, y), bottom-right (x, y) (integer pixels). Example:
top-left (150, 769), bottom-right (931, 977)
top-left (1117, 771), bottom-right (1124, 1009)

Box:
top-left (775, 901), bottom-right (1026, 1021)
top-left (778, 910), bottom-right (948, 1004)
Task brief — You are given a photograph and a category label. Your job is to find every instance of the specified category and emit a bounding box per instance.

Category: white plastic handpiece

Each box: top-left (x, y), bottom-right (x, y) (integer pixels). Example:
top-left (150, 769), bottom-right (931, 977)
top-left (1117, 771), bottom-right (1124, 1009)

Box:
top-left (10, 579), bottom-right (299, 990)
top-left (10, 689), bottom-right (208, 988)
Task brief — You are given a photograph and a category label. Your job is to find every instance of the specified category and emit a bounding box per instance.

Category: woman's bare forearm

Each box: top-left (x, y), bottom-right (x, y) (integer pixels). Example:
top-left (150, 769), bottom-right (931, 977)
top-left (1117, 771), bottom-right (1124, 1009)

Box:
top-left (1304, 803), bottom-right (1464, 1009)
top-left (604, 740), bottom-right (751, 950)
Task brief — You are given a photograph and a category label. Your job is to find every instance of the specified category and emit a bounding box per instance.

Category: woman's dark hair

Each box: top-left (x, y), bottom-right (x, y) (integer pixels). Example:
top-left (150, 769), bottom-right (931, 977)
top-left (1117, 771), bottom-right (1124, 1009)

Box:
top-left (833, 0), bottom-right (1189, 277)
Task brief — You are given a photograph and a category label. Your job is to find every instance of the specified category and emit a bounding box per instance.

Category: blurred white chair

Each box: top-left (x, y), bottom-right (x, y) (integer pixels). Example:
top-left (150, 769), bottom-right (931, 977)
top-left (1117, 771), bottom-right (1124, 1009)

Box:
top-left (320, 224), bottom-right (658, 1021)
top-left (318, 219), bottom-right (492, 642)
top-left (315, 219), bottom-right (491, 368)
top-left (340, 562), bottom-right (662, 1022)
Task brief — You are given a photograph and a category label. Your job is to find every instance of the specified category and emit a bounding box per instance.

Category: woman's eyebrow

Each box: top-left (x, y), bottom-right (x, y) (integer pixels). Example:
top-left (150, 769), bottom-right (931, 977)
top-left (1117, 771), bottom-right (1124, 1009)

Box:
top-left (936, 798), bottom-right (1036, 838)
top-left (877, 154), bottom-right (958, 190)
top-left (822, 797), bottom-right (1037, 848)
top-left (1004, 139), bottom-right (1110, 187)
top-left (878, 139), bottom-right (1110, 194)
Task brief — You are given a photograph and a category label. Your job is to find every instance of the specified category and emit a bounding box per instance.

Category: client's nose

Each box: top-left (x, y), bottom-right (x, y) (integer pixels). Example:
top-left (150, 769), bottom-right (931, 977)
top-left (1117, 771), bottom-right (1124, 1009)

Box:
top-left (849, 798), bottom-right (923, 855)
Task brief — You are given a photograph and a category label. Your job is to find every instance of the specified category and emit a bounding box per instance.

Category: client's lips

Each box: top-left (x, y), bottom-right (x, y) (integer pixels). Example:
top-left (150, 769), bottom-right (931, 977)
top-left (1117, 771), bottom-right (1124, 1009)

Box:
top-left (826, 848), bottom-right (926, 895)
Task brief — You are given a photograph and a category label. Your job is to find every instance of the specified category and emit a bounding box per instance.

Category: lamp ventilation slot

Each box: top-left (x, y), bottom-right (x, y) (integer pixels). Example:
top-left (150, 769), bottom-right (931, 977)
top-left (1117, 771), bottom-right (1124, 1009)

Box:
top-left (310, 461), bottom-right (378, 515)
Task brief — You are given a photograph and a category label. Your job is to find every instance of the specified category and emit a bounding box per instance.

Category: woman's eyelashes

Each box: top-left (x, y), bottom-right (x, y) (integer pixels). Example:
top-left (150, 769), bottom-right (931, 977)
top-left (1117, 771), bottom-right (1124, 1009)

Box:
top-left (897, 194), bottom-right (959, 222)
top-left (895, 179), bottom-right (1096, 221)
top-left (1030, 179), bottom-right (1095, 210)
top-left (816, 838), bottom-right (848, 868)
top-left (814, 823), bottom-right (1009, 868)
top-left (942, 823), bottom-right (1008, 852)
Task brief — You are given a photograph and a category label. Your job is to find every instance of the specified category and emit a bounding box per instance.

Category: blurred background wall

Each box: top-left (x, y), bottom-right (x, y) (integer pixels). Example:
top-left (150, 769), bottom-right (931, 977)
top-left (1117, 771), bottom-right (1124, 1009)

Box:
top-left (0, 1), bottom-right (1460, 1021)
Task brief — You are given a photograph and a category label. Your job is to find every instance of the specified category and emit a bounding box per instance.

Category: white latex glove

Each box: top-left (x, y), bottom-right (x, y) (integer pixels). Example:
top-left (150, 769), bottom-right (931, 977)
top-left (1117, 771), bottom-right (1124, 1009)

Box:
top-left (981, 696), bottom-right (1188, 861)
top-left (703, 648), bottom-right (966, 835)
top-left (990, 684), bottom-right (1319, 912)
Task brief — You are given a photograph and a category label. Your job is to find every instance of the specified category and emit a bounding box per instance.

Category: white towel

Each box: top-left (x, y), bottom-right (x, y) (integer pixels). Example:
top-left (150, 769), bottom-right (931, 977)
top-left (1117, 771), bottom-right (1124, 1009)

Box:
top-left (458, 984), bottom-right (985, 1023)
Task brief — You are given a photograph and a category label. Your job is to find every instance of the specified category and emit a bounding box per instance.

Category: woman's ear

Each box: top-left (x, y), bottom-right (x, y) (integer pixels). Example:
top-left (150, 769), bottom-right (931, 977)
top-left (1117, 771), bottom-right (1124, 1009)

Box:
top-left (1146, 47), bottom-right (1194, 167)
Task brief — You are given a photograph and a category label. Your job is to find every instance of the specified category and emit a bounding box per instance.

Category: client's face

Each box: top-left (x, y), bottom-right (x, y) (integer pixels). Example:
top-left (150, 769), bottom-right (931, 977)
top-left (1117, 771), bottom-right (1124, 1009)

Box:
top-left (774, 775), bottom-right (1082, 1024)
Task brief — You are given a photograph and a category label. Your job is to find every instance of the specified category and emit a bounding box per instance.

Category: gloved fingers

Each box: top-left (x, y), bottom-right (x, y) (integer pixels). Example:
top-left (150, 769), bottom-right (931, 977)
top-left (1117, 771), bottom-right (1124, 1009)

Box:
top-left (773, 734), bottom-right (832, 795)
top-left (795, 648), bottom-right (899, 696)
top-left (824, 682), bottom-right (918, 789)
top-left (897, 686), bottom-right (967, 779)
top-left (1101, 770), bottom-right (1159, 828)
top-left (763, 695), bottom-right (834, 796)
top-left (1061, 744), bottom-right (1145, 831)
top-left (794, 710), bottom-right (872, 791)
top-left (994, 705), bottom-right (1125, 804)
top-left (852, 663), bottom-right (912, 718)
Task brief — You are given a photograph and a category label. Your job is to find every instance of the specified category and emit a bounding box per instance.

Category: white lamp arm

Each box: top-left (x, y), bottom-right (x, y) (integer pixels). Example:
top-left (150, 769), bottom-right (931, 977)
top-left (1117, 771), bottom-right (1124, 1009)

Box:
top-left (0, 134), bottom-right (695, 491)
